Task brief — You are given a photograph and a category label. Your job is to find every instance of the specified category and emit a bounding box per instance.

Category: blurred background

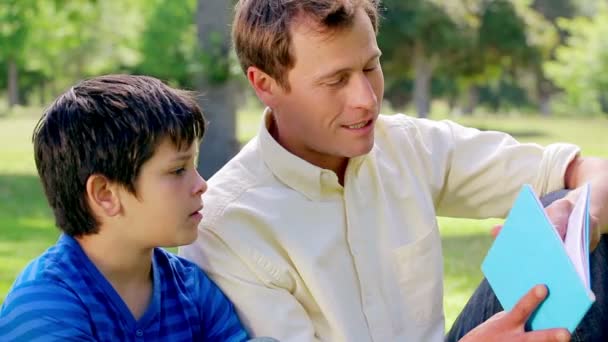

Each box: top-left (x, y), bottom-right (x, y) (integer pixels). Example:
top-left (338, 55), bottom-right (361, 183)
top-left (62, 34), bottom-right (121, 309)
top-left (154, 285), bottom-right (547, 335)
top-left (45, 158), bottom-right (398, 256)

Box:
top-left (1, 0), bottom-right (607, 330)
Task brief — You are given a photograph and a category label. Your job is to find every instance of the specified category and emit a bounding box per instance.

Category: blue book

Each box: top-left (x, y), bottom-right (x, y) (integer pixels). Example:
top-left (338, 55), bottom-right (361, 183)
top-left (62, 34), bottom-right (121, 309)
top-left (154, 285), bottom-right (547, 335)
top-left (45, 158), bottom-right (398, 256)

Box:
top-left (481, 184), bottom-right (594, 333)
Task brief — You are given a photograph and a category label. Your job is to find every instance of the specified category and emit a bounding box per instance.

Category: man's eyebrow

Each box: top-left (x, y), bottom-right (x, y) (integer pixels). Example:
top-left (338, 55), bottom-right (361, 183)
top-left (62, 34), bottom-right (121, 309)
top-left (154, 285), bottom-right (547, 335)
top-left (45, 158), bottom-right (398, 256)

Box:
top-left (315, 51), bottom-right (382, 81)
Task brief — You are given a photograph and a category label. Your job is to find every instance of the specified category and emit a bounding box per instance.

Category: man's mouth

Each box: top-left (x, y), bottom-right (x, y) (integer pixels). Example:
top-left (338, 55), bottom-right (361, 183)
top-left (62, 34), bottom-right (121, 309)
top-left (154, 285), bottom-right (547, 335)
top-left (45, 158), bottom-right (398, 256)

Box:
top-left (343, 119), bottom-right (372, 129)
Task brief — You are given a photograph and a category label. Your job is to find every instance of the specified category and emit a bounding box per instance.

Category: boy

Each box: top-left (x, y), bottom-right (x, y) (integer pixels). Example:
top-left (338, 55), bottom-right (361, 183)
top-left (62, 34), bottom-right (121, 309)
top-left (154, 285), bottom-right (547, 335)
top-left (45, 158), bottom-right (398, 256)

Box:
top-left (0, 75), bottom-right (249, 341)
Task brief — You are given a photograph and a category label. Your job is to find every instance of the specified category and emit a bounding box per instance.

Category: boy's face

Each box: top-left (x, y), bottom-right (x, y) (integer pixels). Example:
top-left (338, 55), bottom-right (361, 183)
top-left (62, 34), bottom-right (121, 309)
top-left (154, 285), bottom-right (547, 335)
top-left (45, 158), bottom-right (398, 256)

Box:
top-left (119, 137), bottom-right (206, 248)
top-left (270, 8), bottom-right (384, 167)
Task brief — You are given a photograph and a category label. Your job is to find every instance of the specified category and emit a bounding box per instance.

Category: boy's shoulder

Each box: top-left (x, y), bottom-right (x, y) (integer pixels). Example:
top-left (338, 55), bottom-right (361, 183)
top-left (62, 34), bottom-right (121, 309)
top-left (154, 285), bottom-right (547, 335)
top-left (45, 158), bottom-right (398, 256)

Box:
top-left (153, 247), bottom-right (210, 287)
top-left (10, 234), bottom-right (84, 289)
top-left (152, 249), bottom-right (248, 340)
top-left (0, 235), bottom-right (96, 337)
top-left (154, 247), bottom-right (199, 274)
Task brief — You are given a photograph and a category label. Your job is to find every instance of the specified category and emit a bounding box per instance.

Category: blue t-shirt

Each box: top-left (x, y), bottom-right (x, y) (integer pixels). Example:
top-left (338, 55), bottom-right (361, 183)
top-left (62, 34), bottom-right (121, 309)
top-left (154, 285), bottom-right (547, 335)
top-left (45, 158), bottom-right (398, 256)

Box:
top-left (0, 234), bottom-right (248, 341)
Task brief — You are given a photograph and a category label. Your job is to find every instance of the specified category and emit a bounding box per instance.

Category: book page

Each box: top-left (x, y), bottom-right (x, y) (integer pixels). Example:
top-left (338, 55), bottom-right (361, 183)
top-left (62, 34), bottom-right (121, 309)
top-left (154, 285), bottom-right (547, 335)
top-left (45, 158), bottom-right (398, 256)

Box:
top-left (564, 183), bottom-right (591, 288)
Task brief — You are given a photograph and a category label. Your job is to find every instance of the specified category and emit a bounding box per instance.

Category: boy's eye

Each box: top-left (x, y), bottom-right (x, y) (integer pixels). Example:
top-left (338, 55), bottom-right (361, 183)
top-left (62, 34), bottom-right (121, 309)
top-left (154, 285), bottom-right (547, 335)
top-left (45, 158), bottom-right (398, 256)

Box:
top-left (172, 167), bottom-right (186, 176)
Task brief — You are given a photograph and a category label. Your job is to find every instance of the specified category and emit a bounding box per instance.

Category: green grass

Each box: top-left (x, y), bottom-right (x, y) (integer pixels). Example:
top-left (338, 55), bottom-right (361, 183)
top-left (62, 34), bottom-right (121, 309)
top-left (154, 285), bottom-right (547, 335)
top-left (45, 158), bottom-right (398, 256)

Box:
top-left (1, 108), bottom-right (606, 331)
top-left (0, 117), bottom-right (57, 299)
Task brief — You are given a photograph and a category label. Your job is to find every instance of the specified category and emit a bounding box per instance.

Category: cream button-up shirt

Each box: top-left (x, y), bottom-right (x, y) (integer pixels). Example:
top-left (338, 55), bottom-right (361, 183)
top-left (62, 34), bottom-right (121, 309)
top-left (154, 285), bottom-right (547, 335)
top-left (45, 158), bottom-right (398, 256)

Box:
top-left (180, 109), bottom-right (579, 342)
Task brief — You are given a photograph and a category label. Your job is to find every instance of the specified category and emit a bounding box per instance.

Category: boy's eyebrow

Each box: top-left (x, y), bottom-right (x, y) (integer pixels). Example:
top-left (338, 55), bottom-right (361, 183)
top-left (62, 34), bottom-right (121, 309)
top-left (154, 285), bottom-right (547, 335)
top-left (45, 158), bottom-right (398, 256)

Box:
top-left (315, 50), bottom-right (382, 81)
top-left (171, 153), bottom-right (194, 162)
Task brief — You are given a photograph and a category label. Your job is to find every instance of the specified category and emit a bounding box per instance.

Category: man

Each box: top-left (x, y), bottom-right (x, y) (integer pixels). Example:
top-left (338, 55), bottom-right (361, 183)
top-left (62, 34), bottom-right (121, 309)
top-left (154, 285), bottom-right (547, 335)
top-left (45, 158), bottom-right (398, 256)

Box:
top-left (180, 1), bottom-right (608, 341)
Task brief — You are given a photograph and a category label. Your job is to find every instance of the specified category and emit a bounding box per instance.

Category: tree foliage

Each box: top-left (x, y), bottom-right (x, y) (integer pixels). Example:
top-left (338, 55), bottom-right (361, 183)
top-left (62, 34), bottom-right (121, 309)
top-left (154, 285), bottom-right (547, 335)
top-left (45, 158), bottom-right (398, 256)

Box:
top-left (545, 4), bottom-right (608, 114)
top-left (0, 0), bottom-right (604, 117)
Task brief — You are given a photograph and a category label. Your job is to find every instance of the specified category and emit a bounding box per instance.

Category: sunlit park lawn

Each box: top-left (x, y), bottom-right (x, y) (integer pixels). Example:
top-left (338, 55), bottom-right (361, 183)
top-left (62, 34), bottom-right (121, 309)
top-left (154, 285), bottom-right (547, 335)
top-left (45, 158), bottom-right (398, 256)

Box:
top-left (0, 104), bottom-right (606, 330)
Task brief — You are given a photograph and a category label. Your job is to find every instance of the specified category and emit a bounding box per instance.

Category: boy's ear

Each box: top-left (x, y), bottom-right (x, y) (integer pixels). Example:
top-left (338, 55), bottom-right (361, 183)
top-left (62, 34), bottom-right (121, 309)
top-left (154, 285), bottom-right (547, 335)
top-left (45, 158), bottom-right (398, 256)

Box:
top-left (85, 174), bottom-right (121, 217)
top-left (247, 66), bottom-right (282, 107)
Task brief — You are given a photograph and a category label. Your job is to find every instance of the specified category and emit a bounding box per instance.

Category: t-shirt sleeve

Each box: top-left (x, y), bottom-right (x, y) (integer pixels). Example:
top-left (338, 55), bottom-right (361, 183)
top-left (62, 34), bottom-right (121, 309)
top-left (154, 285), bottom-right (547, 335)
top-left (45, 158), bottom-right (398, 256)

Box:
top-left (0, 281), bottom-right (95, 341)
top-left (193, 267), bottom-right (249, 342)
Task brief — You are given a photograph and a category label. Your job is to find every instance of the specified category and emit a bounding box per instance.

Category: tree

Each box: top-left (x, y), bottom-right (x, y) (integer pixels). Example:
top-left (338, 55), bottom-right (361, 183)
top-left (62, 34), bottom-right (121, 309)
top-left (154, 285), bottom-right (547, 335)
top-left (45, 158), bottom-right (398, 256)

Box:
top-left (527, 0), bottom-right (575, 115)
top-left (137, 0), bottom-right (198, 88)
top-left (196, 0), bottom-right (239, 178)
top-left (544, 4), bottom-right (608, 115)
top-left (532, 0), bottom-right (576, 22)
top-left (1, 0), bottom-right (144, 106)
top-left (379, 0), bottom-right (466, 117)
top-left (0, 0), bottom-right (36, 107)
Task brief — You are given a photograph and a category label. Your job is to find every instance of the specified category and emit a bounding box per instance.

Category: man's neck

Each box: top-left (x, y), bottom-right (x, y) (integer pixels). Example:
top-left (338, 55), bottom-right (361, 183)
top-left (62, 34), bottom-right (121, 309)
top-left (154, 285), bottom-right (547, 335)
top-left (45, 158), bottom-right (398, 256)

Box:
top-left (76, 231), bottom-right (153, 319)
top-left (268, 113), bottom-right (349, 185)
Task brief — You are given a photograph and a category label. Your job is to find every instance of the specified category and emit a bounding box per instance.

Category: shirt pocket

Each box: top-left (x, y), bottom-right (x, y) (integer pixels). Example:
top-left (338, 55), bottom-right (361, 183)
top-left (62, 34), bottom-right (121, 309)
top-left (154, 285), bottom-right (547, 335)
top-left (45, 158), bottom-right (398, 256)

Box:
top-left (392, 229), bottom-right (444, 326)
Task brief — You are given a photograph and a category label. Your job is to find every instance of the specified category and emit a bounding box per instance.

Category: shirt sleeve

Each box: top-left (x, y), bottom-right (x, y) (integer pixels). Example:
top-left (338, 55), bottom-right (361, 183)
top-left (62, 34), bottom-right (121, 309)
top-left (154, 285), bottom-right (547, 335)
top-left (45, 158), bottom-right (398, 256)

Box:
top-left (0, 282), bottom-right (96, 341)
top-left (394, 116), bottom-right (580, 218)
top-left (180, 226), bottom-right (320, 342)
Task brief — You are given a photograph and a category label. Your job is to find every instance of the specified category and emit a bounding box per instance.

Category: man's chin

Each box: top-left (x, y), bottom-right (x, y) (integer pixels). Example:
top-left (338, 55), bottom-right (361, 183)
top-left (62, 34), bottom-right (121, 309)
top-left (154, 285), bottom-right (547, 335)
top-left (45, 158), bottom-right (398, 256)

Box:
top-left (346, 142), bottom-right (375, 158)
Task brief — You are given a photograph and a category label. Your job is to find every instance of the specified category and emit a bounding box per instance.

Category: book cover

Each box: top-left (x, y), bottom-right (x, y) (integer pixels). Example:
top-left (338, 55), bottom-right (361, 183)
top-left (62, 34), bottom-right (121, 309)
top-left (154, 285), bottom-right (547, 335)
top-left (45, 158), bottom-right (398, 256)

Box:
top-left (481, 184), bottom-right (594, 332)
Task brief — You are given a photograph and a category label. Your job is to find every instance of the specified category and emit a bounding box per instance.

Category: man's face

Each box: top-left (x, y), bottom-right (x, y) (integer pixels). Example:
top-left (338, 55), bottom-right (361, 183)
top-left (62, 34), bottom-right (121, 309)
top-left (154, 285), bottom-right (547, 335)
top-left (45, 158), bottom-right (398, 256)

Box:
top-left (270, 8), bottom-right (384, 169)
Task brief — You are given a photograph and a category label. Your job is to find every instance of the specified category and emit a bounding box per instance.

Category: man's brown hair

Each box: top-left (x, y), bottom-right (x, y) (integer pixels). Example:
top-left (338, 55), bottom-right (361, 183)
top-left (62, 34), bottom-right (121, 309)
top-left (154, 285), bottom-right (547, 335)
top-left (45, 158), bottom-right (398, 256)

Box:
top-left (233, 0), bottom-right (380, 90)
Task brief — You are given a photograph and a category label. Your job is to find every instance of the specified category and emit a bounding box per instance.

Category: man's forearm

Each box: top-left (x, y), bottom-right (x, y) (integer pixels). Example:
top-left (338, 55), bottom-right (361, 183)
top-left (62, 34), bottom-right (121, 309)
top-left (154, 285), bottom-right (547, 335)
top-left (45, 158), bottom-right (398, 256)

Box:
top-left (565, 156), bottom-right (608, 234)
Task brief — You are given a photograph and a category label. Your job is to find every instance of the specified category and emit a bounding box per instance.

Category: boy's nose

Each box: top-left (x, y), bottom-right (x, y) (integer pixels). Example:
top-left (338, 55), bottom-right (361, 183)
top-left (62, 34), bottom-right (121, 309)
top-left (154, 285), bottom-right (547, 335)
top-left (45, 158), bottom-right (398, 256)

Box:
top-left (193, 171), bottom-right (207, 196)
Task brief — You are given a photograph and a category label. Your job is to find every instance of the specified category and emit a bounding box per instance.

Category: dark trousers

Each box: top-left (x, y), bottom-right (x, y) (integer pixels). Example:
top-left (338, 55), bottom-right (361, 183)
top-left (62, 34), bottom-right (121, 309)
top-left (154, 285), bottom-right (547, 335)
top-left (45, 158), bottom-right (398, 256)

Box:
top-left (446, 191), bottom-right (608, 341)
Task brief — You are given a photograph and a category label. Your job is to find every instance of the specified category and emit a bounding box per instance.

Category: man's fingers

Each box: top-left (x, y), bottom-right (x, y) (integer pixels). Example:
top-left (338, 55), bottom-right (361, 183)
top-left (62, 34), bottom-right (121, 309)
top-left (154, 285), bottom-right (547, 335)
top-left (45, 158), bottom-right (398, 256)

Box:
top-left (507, 285), bottom-right (547, 324)
top-left (545, 199), bottom-right (573, 240)
top-left (491, 224), bottom-right (503, 238)
top-left (485, 310), bottom-right (507, 323)
top-left (522, 328), bottom-right (570, 342)
top-left (589, 215), bottom-right (601, 251)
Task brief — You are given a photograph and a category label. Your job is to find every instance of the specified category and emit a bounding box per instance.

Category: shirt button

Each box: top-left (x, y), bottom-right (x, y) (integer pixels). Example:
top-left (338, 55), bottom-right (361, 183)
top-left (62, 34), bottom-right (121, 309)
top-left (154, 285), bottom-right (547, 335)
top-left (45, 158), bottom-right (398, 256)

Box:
top-left (135, 329), bottom-right (143, 337)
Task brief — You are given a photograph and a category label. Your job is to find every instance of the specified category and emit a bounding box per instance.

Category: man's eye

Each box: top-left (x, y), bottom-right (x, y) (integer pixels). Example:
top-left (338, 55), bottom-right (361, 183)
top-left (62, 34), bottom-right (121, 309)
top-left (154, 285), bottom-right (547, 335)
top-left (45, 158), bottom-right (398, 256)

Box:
top-left (327, 76), bottom-right (347, 87)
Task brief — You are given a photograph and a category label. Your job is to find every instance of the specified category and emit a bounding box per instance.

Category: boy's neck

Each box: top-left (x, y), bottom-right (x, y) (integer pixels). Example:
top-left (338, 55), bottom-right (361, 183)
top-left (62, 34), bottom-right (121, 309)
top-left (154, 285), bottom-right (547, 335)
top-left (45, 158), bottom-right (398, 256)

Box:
top-left (76, 231), bottom-right (154, 320)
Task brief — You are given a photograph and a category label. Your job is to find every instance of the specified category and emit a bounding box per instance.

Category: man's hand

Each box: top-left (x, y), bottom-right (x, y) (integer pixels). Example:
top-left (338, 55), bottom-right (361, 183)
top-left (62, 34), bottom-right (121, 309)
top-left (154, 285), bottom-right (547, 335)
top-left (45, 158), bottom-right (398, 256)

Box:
top-left (564, 156), bottom-right (608, 249)
top-left (556, 189), bottom-right (602, 250)
top-left (459, 285), bottom-right (570, 342)
top-left (491, 188), bottom-right (602, 250)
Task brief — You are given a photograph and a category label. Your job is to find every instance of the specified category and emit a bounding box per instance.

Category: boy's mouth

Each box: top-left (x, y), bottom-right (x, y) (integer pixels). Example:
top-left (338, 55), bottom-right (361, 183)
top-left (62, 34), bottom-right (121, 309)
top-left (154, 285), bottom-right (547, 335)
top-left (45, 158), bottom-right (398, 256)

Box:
top-left (190, 205), bottom-right (203, 216)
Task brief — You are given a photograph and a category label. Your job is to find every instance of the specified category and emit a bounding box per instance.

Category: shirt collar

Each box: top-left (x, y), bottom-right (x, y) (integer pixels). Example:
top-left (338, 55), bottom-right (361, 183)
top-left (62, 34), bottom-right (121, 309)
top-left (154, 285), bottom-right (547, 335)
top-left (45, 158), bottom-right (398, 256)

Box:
top-left (258, 108), bottom-right (345, 200)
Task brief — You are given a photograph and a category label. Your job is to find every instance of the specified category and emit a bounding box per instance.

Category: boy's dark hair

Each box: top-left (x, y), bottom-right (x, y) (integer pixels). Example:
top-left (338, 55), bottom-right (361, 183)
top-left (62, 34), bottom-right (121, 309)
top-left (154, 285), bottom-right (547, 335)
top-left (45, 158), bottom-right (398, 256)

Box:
top-left (33, 74), bottom-right (206, 237)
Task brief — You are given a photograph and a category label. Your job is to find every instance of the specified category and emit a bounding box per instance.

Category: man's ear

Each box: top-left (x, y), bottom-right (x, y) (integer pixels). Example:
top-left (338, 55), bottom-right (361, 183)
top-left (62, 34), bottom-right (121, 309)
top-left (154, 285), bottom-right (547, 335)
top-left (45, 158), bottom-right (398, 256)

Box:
top-left (85, 174), bottom-right (121, 218)
top-left (247, 66), bottom-right (283, 107)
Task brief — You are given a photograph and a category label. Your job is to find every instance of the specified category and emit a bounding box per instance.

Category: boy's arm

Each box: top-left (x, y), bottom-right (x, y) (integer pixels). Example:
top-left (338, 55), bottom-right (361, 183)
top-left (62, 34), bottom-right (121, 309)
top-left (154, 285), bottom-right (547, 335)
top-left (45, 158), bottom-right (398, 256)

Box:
top-left (0, 282), bottom-right (95, 341)
top-left (195, 268), bottom-right (249, 342)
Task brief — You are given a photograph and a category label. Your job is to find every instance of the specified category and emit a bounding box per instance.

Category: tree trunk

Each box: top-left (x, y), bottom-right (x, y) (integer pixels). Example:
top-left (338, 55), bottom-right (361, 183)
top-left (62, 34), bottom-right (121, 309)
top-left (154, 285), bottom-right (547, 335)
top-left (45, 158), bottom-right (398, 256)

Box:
top-left (39, 79), bottom-right (46, 106)
top-left (539, 93), bottom-right (551, 117)
top-left (537, 74), bottom-right (553, 117)
top-left (413, 40), bottom-right (432, 118)
top-left (463, 85), bottom-right (479, 115)
top-left (599, 92), bottom-right (608, 115)
top-left (8, 58), bottom-right (20, 108)
top-left (196, 0), bottom-right (239, 179)
top-left (50, 80), bottom-right (58, 99)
